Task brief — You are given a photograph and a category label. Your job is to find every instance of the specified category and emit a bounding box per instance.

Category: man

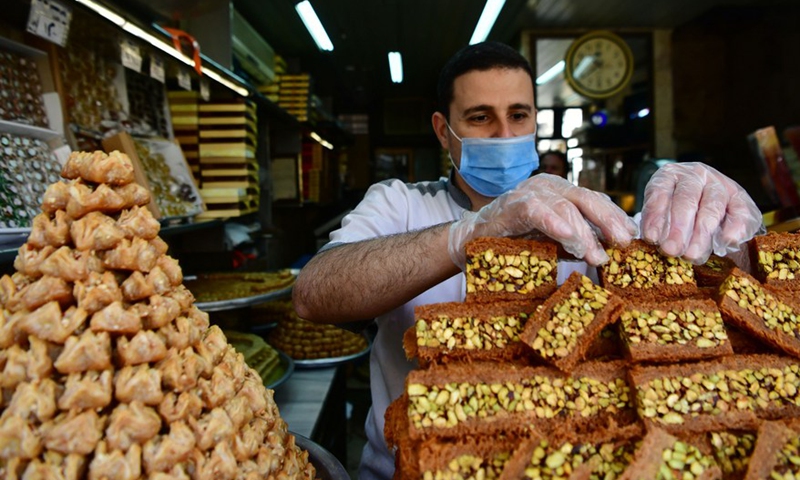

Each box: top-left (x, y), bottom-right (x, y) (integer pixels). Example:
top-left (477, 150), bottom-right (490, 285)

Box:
top-left (292, 41), bottom-right (762, 480)
top-left (537, 150), bottom-right (570, 178)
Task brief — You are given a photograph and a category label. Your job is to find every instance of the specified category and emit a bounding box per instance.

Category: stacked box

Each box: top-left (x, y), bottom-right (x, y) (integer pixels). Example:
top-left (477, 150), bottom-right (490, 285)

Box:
top-left (196, 99), bottom-right (259, 219)
top-left (277, 73), bottom-right (311, 122)
top-left (167, 91), bottom-right (200, 184)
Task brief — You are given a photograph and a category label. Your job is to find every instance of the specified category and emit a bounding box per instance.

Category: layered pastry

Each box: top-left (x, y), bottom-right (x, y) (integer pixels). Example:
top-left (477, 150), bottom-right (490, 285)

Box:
top-left (617, 298), bottom-right (732, 363)
top-left (629, 354), bottom-right (800, 435)
top-left (749, 231), bottom-right (800, 292)
top-left (0, 150), bottom-right (316, 480)
top-left (743, 420), bottom-right (800, 479)
top-left (397, 360), bottom-right (636, 442)
top-left (619, 428), bottom-right (721, 480)
top-left (708, 430), bottom-right (757, 480)
top-left (405, 300), bottom-right (541, 366)
top-left (694, 254), bottom-right (736, 288)
top-left (599, 239), bottom-right (698, 300)
top-left (464, 237), bottom-right (557, 303)
top-left (718, 267), bottom-right (800, 358)
top-left (498, 428), bottom-right (641, 480)
top-left (519, 272), bottom-right (624, 373)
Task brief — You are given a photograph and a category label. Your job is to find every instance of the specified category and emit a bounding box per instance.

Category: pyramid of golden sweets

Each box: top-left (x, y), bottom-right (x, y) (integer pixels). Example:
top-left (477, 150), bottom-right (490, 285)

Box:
top-left (0, 150), bottom-right (316, 480)
top-left (268, 310), bottom-right (368, 360)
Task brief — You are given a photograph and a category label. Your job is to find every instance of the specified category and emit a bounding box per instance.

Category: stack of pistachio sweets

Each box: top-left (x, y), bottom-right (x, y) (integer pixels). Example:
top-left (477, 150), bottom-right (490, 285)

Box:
top-left (0, 150), bottom-right (316, 480)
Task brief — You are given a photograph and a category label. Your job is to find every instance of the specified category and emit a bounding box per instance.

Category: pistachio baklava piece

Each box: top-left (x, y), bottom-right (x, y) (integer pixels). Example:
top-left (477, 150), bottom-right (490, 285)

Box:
top-left (749, 231), bottom-right (800, 292)
top-left (465, 237), bottom-right (557, 303)
top-left (406, 300), bottom-right (541, 366)
top-left (718, 267), bottom-right (800, 358)
top-left (599, 239), bottom-right (698, 300)
top-left (618, 298), bottom-right (732, 363)
top-left (630, 354), bottom-right (800, 435)
top-left (519, 272), bottom-right (624, 373)
top-left (619, 427), bottom-right (721, 480)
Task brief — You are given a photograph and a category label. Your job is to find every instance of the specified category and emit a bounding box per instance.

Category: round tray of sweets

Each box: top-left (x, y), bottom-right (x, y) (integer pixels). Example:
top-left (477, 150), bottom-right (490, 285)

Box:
top-left (265, 349), bottom-right (295, 390)
top-left (188, 270), bottom-right (295, 312)
top-left (292, 333), bottom-right (372, 370)
top-left (292, 432), bottom-right (349, 480)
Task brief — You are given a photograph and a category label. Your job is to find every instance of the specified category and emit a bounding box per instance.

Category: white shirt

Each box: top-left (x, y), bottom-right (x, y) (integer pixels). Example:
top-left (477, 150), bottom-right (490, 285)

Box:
top-left (320, 175), bottom-right (594, 480)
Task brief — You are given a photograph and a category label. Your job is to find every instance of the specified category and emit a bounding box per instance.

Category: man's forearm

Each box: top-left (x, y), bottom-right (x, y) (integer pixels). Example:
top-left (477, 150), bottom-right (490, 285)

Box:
top-left (292, 223), bottom-right (460, 323)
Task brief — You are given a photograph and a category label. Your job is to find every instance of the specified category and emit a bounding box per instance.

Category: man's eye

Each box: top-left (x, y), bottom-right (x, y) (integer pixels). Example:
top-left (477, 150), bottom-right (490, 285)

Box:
top-left (469, 115), bottom-right (489, 123)
top-left (511, 113), bottom-right (529, 121)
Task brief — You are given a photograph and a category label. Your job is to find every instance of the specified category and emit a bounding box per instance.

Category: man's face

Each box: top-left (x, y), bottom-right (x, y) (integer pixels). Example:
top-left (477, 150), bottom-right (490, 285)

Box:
top-left (438, 67), bottom-right (536, 170)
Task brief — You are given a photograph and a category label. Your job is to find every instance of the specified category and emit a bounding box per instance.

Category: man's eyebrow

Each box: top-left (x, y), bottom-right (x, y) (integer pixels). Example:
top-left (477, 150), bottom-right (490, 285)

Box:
top-left (461, 103), bottom-right (533, 117)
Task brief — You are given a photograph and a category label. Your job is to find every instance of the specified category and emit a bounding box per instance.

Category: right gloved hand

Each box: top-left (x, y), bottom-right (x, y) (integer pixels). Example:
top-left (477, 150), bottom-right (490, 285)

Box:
top-left (448, 174), bottom-right (638, 269)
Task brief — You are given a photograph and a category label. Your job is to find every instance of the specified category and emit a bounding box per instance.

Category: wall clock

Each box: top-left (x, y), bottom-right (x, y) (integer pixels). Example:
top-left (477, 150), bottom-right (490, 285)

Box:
top-left (564, 30), bottom-right (634, 100)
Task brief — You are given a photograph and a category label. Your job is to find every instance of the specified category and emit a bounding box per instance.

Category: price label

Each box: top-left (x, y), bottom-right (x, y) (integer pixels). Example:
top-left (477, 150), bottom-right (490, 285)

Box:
top-left (177, 70), bottom-right (192, 91)
top-left (120, 39), bottom-right (142, 73)
top-left (200, 79), bottom-right (210, 101)
top-left (26, 0), bottom-right (72, 47)
top-left (150, 56), bottom-right (165, 83)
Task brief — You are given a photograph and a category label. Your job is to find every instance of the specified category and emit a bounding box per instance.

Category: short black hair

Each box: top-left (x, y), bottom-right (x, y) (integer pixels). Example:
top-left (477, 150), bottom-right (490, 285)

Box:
top-left (436, 41), bottom-right (534, 120)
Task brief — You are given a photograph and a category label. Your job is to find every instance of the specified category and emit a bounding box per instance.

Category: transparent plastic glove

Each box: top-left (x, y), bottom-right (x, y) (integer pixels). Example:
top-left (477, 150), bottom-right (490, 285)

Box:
top-left (640, 162), bottom-right (764, 264)
top-left (448, 174), bottom-right (638, 269)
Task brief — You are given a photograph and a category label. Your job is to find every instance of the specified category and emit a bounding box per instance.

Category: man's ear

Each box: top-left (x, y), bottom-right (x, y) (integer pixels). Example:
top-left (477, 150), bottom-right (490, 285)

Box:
top-left (431, 112), bottom-right (449, 150)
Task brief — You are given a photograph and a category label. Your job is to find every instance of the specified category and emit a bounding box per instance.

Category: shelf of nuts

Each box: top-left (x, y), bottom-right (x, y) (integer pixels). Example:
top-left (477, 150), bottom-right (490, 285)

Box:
top-left (0, 39), bottom-right (48, 128)
top-left (0, 132), bottom-right (63, 229)
top-left (132, 138), bottom-right (203, 219)
top-left (267, 305), bottom-right (370, 366)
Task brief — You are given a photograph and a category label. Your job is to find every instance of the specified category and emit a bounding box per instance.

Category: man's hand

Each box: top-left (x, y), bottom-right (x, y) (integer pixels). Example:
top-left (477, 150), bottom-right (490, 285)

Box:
top-left (640, 162), bottom-right (763, 264)
top-left (448, 174), bottom-right (638, 268)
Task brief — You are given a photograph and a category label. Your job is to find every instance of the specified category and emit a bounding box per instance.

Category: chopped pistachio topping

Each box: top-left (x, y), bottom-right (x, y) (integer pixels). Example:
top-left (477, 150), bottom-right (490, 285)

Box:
top-left (656, 440), bottom-right (717, 480)
top-left (422, 451), bottom-right (510, 480)
top-left (710, 431), bottom-right (755, 475)
top-left (621, 306), bottom-right (727, 348)
top-left (758, 248), bottom-right (800, 281)
top-left (531, 276), bottom-right (612, 359)
top-left (771, 432), bottom-right (800, 477)
top-left (466, 248), bottom-right (556, 295)
top-left (415, 313), bottom-right (528, 351)
top-left (636, 363), bottom-right (800, 425)
top-left (720, 275), bottom-right (800, 337)
top-left (408, 375), bottom-right (631, 430)
top-left (604, 247), bottom-right (695, 290)
top-left (520, 439), bottom-right (639, 480)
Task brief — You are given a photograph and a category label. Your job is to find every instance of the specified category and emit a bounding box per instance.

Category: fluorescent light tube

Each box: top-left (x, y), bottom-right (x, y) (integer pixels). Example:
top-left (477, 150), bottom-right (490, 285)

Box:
top-left (310, 131), bottom-right (333, 149)
top-left (75, 0), bottom-right (125, 26)
top-left (535, 60), bottom-right (565, 85)
top-left (388, 52), bottom-right (403, 83)
top-left (469, 0), bottom-right (506, 45)
top-left (295, 1), bottom-right (334, 51)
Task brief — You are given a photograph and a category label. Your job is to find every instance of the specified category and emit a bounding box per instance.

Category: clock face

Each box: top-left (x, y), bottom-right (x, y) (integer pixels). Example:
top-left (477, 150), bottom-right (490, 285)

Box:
top-left (564, 31), bottom-right (634, 100)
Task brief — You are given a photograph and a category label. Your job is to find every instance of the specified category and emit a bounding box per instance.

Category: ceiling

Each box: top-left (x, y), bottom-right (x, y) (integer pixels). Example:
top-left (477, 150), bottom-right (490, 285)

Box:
top-left (124, 0), bottom-right (795, 117)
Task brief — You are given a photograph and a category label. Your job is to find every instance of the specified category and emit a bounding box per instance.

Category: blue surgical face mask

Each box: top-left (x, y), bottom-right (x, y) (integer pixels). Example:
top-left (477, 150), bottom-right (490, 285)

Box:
top-left (447, 123), bottom-right (539, 197)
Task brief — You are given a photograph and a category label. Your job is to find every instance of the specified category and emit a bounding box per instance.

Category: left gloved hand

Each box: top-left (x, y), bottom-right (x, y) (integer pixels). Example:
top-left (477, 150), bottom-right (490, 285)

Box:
top-left (640, 162), bottom-right (764, 264)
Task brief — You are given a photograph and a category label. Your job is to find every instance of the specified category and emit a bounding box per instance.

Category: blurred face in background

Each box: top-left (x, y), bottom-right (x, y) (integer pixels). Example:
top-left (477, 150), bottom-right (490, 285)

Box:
top-left (539, 152), bottom-right (568, 178)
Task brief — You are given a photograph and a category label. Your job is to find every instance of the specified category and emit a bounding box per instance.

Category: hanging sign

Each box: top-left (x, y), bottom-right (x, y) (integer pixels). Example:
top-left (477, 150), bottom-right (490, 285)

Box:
top-left (26, 0), bottom-right (72, 47)
top-left (177, 69), bottom-right (192, 91)
top-left (150, 56), bottom-right (165, 83)
top-left (120, 39), bottom-right (142, 73)
top-left (200, 79), bottom-right (210, 101)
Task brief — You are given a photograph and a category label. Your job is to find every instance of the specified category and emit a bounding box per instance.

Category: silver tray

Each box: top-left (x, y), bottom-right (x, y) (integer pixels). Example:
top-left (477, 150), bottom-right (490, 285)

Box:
top-left (194, 284), bottom-right (293, 312)
top-left (294, 333), bottom-right (372, 370)
top-left (265, 349), bottom-right (295, 390)
top-left (292, 432), bottom-right (349, 480)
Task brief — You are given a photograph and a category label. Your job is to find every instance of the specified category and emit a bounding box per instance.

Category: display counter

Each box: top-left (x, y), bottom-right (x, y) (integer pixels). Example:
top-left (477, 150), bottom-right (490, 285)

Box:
top-left (274, 366), bottom-right (348, 462)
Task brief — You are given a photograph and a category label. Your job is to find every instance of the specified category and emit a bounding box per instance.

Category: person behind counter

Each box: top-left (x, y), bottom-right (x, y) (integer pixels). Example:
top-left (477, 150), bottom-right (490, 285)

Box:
top-left (292, 41), bottom-right (764, 480)
top-left (536, 149), bottom-right (570, 178)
